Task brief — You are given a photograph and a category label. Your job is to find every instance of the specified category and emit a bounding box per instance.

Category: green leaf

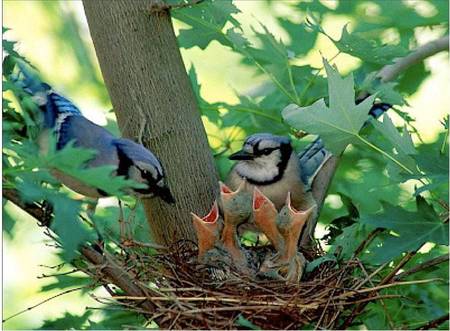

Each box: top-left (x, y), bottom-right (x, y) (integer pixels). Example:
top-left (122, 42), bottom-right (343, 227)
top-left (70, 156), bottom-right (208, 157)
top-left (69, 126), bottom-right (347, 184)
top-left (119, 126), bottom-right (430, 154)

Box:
top-left (305, 254), bottom-right (337, 273)
top-left (87, 307), bottom-right (146, 330)
top-left (235, 314), bottom-right (260, 330)
top-left (50, 195), bottom-right (92, 261)
top-left (361, 197), bottom-right (449, 264)
top-left (39, 311), bottom-right (92, 330)
top-left (371, 114), bottom-right (416, 155)
top-left (278, 19), bottom-right (318, 56)
top-left (44, 140), bottom-right (145, 196)
top-left (41, 274), bottom-right (92, 292)
top-left (2, 199), bottom-right (16, 238)
top-left (172, 0), bottom-right (240, 49)
top-left (282, 59), bottom-right (375, 154)
top-left (360, 72), bottom-right (405, 106)
top-left (333, 25), bottom-right (409, 65)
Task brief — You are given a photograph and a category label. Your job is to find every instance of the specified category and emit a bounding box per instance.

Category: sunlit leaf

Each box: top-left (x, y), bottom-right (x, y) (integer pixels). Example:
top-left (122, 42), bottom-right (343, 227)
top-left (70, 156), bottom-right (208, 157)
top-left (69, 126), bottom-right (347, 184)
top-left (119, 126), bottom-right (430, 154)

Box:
top-left (283, 59), bottom-right (375, 154)
top-left (361, 197), bottom-right (449, 264)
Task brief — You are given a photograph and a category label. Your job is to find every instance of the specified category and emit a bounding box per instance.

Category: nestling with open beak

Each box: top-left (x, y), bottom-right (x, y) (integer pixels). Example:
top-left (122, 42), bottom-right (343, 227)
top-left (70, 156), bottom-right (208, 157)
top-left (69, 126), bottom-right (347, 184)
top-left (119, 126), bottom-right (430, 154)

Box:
top-left (227, 134), bottom-right (317, 245)
top-left (191, 181), bottom-right (253, 275)
top-left (219, 181), bottom-right (252, 273)
top-left (254, 190), bottom-right (315, 283)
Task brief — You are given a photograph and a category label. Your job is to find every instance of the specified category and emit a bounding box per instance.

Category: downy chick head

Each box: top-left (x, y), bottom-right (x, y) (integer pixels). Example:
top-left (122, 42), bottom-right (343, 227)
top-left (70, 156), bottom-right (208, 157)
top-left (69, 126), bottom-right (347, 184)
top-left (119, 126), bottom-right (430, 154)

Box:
top-left (114, 138), bottom-right (174, 203)
top-left (229, 133), bottom-right (293, 185)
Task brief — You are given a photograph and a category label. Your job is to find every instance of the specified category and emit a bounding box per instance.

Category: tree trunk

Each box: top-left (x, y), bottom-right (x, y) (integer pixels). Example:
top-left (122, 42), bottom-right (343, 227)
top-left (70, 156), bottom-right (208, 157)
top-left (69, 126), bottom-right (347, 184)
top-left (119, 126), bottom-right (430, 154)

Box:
top-left (83, 0), bottom-right (218, 245)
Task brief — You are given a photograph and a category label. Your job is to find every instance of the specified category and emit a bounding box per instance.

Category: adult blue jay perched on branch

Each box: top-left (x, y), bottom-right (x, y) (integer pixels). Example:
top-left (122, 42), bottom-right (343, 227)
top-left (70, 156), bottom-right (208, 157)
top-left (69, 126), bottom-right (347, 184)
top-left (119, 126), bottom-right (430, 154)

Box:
top-left (15, 65), bottom-right (175, 203)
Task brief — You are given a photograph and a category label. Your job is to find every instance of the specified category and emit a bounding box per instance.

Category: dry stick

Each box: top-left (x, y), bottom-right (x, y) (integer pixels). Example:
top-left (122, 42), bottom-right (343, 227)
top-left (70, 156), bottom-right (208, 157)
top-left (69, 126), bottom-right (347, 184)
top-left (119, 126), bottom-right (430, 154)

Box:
top-left (340, 250), bottom-right (418, 328)
top-left (2, 287), bottom-right (86, 323)
top-left (415, 313), bottom-right (449, 330)
top-left (3, 188), bottom-right (156, 315)
top-left (377, 35), bottom-right (449, 82)
top-left (353, 261), bottom-right (389, 290)
top-left (355, 259), bottom-right (395, 330)
top-left (316, 228), bottom-right (382, 329)
top-left (393, 254), bottom-right (449, 281)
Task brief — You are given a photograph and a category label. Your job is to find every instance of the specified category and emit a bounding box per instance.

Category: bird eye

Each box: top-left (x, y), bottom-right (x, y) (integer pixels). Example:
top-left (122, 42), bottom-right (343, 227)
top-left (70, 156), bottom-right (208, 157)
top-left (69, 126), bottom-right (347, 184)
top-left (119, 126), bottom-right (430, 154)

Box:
top-left (262, 148), bottom-right (273, 155)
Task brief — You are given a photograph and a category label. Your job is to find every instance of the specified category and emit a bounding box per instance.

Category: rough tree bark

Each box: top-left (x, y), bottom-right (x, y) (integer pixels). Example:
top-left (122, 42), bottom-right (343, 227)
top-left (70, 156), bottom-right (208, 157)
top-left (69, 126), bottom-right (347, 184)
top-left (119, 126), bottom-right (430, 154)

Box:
top-left (83, 0), bottom-right (218, 245)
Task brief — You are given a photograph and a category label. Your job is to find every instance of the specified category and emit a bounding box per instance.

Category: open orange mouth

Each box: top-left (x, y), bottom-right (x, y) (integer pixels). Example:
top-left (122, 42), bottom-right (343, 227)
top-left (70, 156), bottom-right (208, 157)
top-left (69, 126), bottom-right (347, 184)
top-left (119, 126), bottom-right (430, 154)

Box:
top-left (201, 201), bottom-right (219, 223)
top-left (253, 188), bottom-right (267, 210)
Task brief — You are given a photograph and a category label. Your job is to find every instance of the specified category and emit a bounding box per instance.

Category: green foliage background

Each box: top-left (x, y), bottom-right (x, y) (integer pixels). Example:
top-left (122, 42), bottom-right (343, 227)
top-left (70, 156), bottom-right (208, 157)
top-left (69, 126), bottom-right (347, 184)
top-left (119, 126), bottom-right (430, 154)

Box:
top-left (3, 0), bottom-right (449, 329)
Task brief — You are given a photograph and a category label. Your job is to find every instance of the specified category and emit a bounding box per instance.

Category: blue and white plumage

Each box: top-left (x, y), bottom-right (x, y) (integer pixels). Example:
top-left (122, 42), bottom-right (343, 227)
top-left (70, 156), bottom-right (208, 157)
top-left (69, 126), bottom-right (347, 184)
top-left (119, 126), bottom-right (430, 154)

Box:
top-left (15, 65), bottom-right (174, 203)
top-left (226, 101), bottom-right (390, 210)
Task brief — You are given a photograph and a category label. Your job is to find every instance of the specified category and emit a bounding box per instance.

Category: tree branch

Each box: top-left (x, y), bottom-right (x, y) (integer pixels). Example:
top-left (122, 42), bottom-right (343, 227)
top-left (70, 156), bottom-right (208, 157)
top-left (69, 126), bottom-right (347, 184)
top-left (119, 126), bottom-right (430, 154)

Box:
top-left (309, 35), bottom-right (449, 240)
top-left (415, 313), bottom-right (449, 330)
top-left (3, 188), bottom-right (155, 313)
top-left (394, 254), bottom-right (449, 281)
top-left (378, 35), bottom-right (449, 82)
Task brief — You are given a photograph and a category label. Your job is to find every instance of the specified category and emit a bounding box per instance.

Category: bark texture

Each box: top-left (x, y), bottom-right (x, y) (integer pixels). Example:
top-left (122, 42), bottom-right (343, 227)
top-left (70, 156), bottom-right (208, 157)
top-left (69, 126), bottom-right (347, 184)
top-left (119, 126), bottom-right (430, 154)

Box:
top-left (83, 0), bottom-right (218, 245)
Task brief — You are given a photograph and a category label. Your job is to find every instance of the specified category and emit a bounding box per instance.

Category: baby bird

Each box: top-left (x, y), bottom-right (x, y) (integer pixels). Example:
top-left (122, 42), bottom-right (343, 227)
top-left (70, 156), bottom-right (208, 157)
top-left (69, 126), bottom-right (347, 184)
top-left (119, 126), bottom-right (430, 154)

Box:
top-left (15, 64), bottom-right (174, 203)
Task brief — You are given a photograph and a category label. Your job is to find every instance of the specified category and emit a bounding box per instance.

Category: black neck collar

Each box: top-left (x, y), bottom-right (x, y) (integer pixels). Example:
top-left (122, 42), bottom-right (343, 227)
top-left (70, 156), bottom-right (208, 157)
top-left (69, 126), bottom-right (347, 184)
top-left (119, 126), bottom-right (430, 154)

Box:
top-left (242, 143), bottom-right (292, 186)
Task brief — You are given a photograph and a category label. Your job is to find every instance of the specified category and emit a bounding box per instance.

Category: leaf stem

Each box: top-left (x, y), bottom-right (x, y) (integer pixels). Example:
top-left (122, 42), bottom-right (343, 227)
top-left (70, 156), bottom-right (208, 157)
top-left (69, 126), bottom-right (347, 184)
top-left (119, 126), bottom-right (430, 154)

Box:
top-left (357, 135), bottom-right (414, 175)
top-left (440, 115), bottom-right (449, 155)
top-left (287, 63), bottom-right (300, 104)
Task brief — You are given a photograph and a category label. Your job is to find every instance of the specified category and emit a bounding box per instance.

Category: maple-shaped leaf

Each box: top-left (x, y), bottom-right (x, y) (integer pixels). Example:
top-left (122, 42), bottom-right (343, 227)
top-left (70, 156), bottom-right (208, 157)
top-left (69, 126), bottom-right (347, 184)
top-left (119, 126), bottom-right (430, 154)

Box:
top-left (371, 114), bottom-right (416, 155)
top-left (172, 0), bottom-right (240, 50)
top-left (361, 196), bottom-right (449, 264)
top-left (334, 26), bottom-right (409, 65)
top-left (282, 59), bottom-right (375, 155)
top-left (278, 19), bottom-right (318, 57)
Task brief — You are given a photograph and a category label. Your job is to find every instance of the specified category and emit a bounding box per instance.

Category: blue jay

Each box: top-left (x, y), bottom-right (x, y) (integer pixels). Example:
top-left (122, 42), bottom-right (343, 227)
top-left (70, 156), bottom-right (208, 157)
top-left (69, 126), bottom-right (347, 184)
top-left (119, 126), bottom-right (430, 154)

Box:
top-left (15, 65), bottom-right (174, 203)
top-left (227, 133), bottom-right (313, 211)
top-left (226, 101), bottom-right (390, 210)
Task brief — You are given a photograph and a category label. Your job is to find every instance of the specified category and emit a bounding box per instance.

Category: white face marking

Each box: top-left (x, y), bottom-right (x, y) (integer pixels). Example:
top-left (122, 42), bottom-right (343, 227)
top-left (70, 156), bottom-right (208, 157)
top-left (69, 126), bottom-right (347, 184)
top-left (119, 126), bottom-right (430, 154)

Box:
top-left (32, 92), bottom-right (48, 106)
top-left (258, 140), bottom-right (279, 149)
top-left (235, 149), bottom-right (282, 183)
top-left (128, 165), bottom-right (145, 184)
top-left (135, 161), bottom-right (158, 180)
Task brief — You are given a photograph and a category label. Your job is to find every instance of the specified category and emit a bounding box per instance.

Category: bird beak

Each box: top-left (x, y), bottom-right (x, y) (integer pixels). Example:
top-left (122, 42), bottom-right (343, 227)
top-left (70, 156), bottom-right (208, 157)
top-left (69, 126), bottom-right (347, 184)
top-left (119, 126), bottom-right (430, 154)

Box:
top-left (158, 186), bottom-right (175, 204)
top-left (229, 149), bottom-right (254, 160)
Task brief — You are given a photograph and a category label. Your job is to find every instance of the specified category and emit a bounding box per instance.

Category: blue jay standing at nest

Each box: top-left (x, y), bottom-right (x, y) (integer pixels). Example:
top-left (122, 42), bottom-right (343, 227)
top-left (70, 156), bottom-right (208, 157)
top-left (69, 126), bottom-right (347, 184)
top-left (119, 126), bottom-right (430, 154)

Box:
top-left (226, 101), bottom-right (389, 244)
top-left (15, 65), bottom-right (175, 204)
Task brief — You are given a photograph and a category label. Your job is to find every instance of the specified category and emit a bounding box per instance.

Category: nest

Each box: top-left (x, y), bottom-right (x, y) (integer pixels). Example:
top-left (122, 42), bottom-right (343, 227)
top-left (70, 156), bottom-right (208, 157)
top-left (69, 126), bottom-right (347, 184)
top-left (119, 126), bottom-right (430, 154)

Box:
top-left (91, 239), bottom-right (390, 330)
